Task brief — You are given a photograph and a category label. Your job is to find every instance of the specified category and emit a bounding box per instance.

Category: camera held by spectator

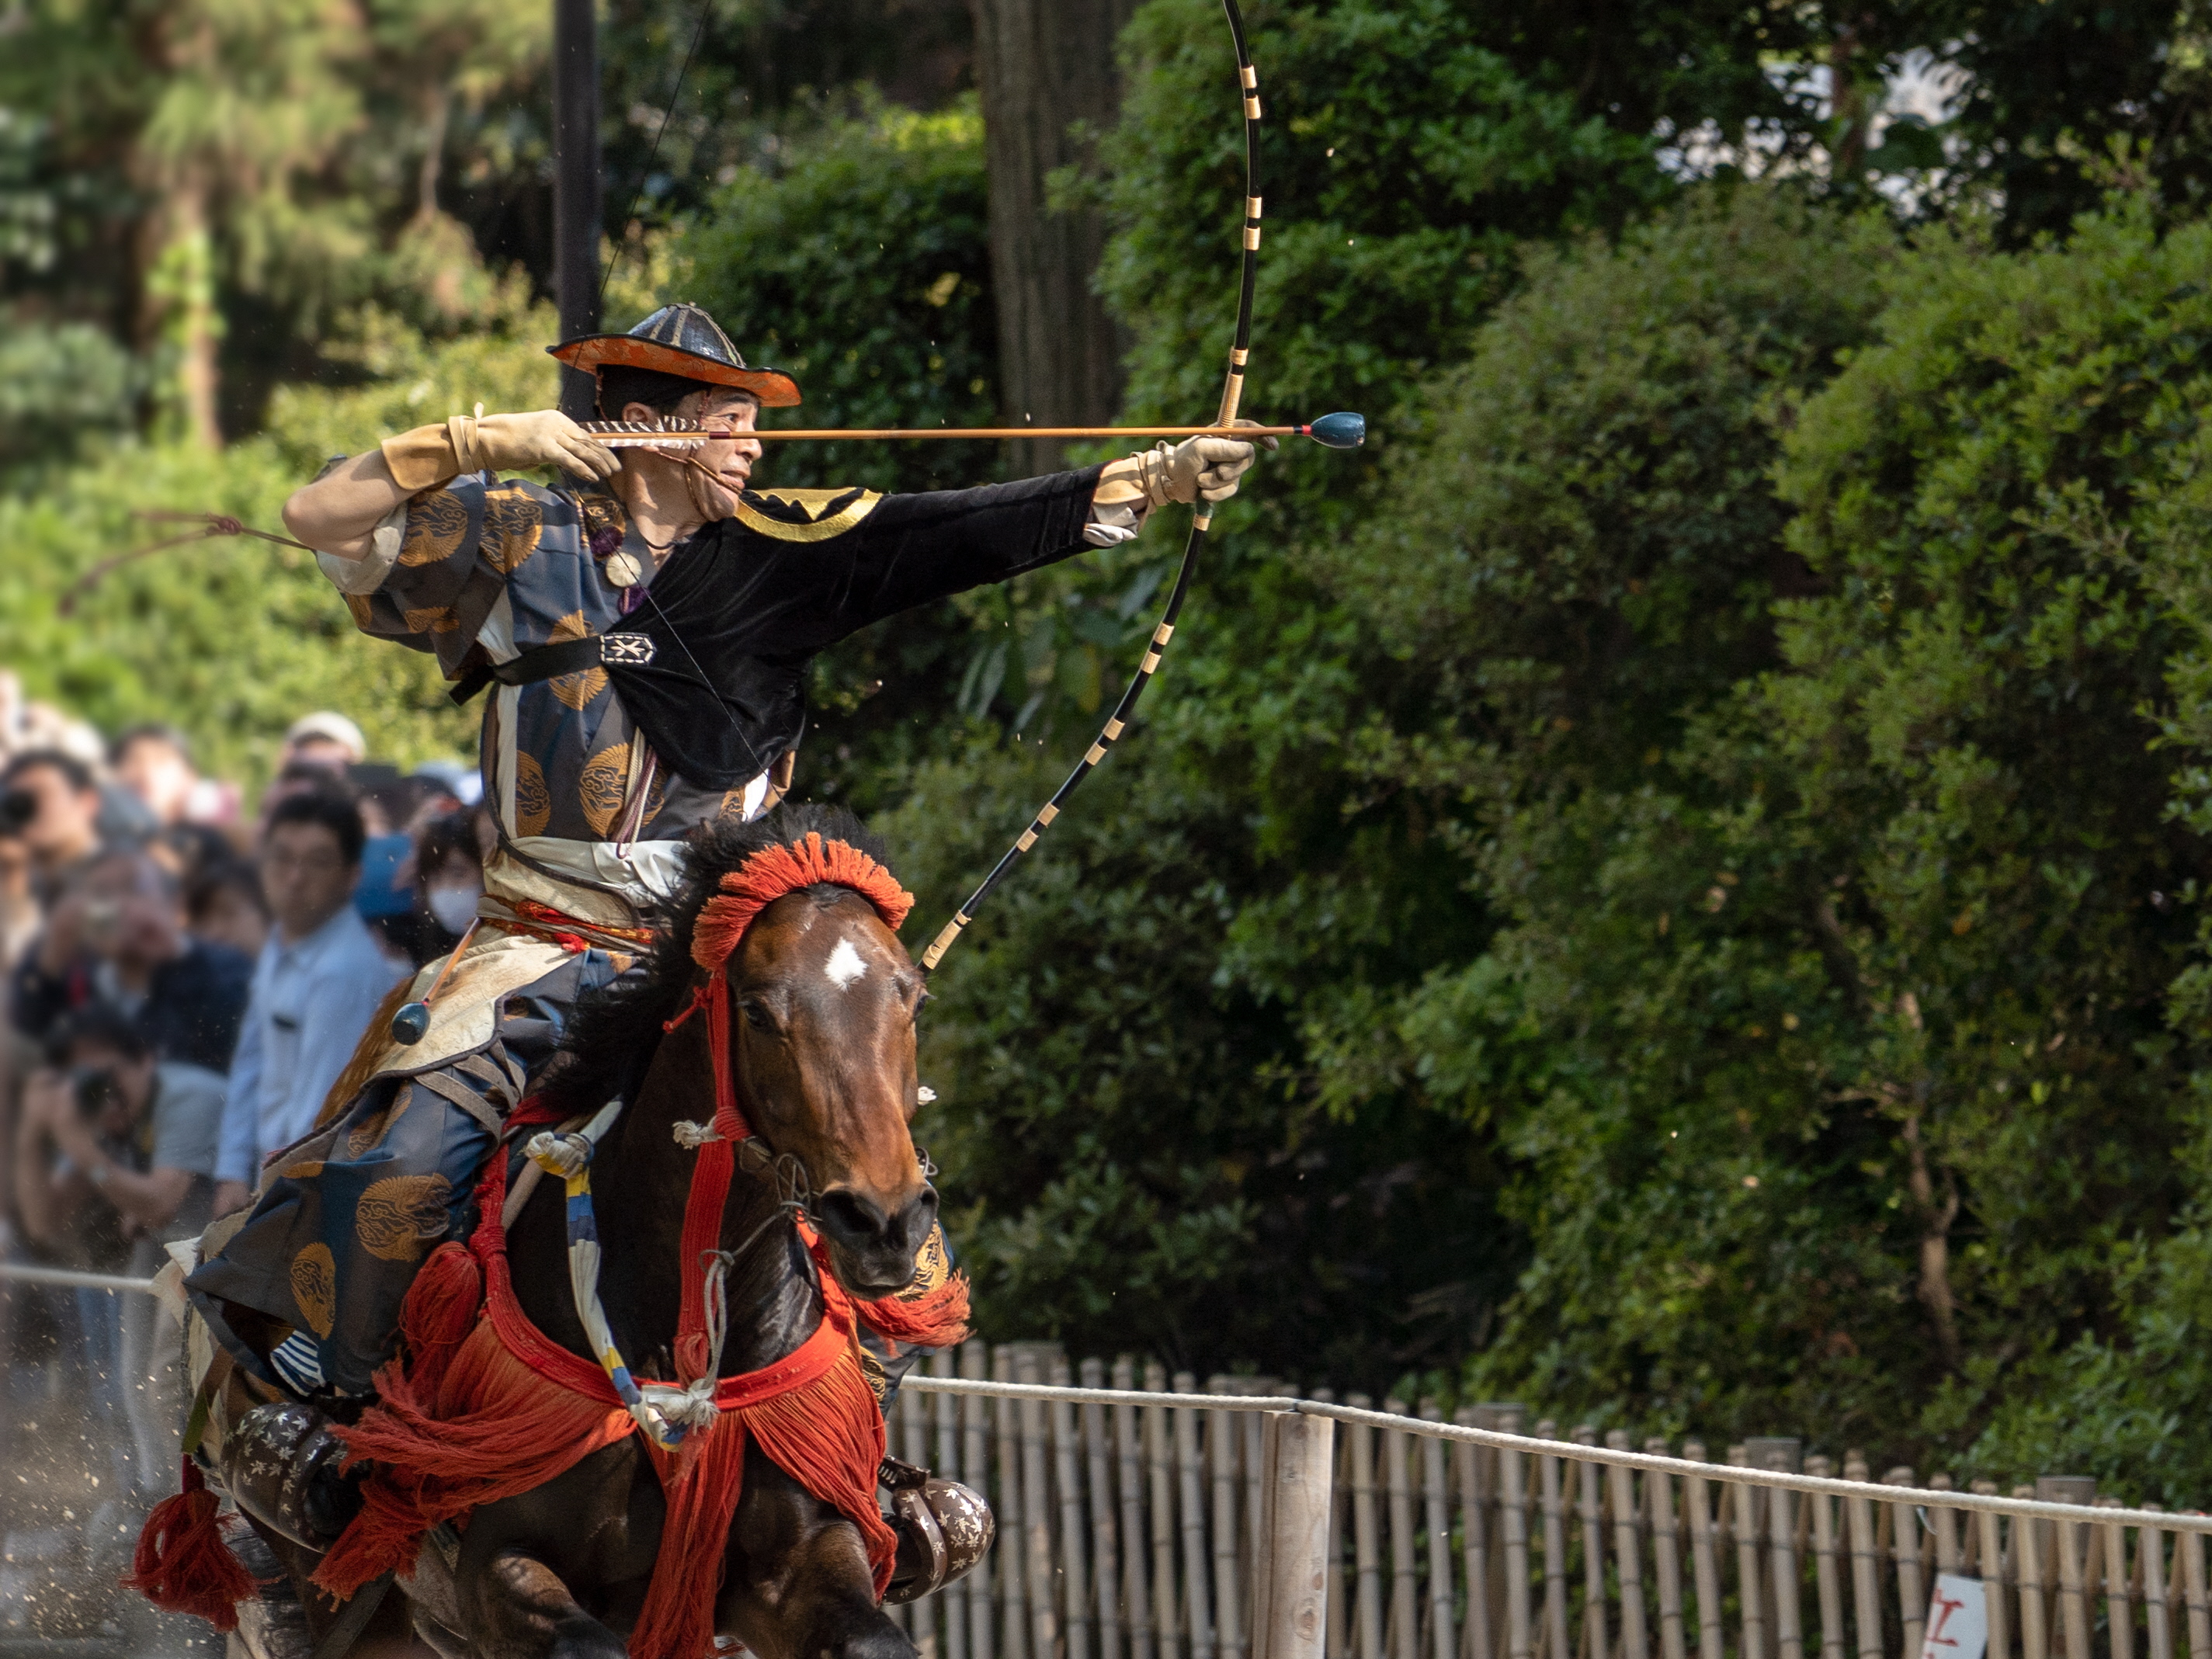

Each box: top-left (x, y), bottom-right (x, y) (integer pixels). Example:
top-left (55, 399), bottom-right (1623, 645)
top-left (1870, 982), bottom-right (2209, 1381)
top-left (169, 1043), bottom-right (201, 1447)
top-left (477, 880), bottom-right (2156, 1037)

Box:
top-left (0, 749), bottom-right (102, 886)
top-left (12, 1003), bottom-right (226, 1266)
top-left (11, 846), bottom-right (253, 1072)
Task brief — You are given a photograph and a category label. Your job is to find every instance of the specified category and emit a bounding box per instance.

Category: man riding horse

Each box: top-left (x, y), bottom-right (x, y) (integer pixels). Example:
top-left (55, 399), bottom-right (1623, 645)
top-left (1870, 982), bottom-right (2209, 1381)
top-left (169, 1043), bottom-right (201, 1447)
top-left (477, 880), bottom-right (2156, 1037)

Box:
top-left (182, 304), bottom-right (1259, 1554)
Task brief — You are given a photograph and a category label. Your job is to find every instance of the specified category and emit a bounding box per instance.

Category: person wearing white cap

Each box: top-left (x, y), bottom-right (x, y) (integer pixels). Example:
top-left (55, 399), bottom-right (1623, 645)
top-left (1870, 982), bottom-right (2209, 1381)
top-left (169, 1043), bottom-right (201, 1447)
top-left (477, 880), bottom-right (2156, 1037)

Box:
top-left (280, 711), bottom-right (366, 773)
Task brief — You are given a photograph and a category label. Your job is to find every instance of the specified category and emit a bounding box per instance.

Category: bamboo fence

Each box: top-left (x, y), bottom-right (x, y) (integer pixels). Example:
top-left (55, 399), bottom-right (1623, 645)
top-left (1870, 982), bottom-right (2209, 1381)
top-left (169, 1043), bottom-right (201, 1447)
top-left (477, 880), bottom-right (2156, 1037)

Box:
top-left (885, 1341), bottom-right (2212, 1659)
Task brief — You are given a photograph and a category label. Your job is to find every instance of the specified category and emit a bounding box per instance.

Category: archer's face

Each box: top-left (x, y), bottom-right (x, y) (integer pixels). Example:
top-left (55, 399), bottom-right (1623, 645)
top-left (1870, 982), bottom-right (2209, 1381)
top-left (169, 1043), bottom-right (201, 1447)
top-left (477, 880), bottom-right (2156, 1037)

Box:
top-left (621, 391), bottom-right (762, 520)
top-left (691, 392), bottom-right (763, 516)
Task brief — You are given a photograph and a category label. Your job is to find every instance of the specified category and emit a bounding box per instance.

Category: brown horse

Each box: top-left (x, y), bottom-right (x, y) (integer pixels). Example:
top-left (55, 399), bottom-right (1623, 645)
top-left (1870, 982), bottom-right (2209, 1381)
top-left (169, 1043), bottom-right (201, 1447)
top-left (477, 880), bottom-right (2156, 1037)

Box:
top-left (248, 805), bottom-right (943, 1659)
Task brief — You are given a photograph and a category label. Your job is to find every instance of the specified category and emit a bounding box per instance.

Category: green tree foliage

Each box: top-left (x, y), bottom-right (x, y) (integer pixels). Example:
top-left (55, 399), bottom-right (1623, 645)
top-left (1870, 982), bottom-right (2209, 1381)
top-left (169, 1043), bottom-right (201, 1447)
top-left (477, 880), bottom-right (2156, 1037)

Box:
top-left (1349, 198), bottom-right (2212, 1484)
top-left (892, 184), bottom-right (1903, 1381)
top-left (0, 307), bottom-right (557, 790)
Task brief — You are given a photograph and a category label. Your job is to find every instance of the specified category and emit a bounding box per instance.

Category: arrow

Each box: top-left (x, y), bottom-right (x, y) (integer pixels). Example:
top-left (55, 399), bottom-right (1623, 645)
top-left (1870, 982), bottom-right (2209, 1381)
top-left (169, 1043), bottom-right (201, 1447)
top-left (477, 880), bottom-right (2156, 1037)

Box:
top-left (579, 411), bottom-right (1366, 449)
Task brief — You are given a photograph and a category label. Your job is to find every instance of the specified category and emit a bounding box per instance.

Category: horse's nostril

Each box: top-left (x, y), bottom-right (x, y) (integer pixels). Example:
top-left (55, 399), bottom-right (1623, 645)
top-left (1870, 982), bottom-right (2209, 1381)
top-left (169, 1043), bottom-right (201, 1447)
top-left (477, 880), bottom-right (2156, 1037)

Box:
top-left (892, 1188), bottom-right (939, 1251)
top-left (816, 1189), bottom-right (888, 1246)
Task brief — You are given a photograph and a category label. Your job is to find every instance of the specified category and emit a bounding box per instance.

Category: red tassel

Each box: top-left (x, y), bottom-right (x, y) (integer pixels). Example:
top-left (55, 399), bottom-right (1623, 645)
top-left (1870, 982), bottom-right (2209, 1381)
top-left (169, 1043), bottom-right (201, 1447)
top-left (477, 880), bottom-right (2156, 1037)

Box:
top-left (854, 1270), bottom-right (972, 1349)
top-left (398, 1240), bottom-right (482, 1397)
top-left (122, 1459), bottom-right (260, 1631)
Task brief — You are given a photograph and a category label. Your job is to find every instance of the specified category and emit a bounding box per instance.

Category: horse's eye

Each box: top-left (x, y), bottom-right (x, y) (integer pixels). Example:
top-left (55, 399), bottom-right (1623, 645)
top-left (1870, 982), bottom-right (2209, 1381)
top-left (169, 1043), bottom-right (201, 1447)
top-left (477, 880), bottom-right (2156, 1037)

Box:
top-left (912, 991), bottom-right (932, 1024)
top-left (738, 998), bottom-right (777, 1033)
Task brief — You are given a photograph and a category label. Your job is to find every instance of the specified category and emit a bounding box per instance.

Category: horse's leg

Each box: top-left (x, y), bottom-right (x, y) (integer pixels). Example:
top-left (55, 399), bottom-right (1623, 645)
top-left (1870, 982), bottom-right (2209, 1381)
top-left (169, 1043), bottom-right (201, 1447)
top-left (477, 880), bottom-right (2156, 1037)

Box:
top-left (244, 1520), bottom-right (434, 1659)
top-left (461, 1550), bottom-right (628, 1659)
top-left (450, 1443), bottom-right (654, 1659)
top-left (719, 1442), bottom-right (916, 1659)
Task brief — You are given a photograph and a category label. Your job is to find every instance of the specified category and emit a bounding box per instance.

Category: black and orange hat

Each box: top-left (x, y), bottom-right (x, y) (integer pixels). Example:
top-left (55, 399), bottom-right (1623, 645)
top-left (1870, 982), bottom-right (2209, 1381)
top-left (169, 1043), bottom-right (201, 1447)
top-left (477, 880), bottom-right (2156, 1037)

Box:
top-left (549, 303), bottom-right (802, 408)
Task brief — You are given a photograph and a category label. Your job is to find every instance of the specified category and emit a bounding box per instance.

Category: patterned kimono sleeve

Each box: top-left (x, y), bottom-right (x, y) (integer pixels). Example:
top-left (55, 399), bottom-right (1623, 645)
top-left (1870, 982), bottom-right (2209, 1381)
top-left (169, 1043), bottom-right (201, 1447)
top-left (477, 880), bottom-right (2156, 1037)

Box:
top-left (317, 474), bottom-right (571, 677)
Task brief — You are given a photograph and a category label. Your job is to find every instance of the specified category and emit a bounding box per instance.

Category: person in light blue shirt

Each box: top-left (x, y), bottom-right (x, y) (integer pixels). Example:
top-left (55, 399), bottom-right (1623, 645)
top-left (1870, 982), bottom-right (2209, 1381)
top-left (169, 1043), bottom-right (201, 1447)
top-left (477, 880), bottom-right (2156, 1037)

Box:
top-left (214, 791), bottom-right (403, 1207)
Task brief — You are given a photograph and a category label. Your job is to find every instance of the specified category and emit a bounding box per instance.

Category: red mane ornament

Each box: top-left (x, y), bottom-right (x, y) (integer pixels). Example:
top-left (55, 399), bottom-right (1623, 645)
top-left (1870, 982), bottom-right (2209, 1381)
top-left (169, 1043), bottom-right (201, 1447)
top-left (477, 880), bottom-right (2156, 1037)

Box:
top-left (691, 831), bottom-right (914, 973)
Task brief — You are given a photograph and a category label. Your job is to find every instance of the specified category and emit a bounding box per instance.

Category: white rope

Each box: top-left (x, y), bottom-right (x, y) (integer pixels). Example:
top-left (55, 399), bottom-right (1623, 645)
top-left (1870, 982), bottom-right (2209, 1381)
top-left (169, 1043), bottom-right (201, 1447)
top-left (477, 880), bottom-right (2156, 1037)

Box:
top-left (8, 1255), bottom-right (2182, 1530)
top-left (0, 1262), bottom-right (155, 1294)
top-left (900, 1376), bottom-right (2212, 1532)
top-left (672, 1119), bottom-right (724, 1148)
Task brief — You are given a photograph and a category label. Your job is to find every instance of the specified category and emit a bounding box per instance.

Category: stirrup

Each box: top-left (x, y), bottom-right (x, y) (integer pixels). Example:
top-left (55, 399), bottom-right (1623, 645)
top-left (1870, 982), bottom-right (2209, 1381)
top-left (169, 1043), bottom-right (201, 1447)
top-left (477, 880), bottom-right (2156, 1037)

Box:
top-left (880, 1455), bottom-right (994, 1605)
top-left (221, 1400), bottom-right (364, 1550)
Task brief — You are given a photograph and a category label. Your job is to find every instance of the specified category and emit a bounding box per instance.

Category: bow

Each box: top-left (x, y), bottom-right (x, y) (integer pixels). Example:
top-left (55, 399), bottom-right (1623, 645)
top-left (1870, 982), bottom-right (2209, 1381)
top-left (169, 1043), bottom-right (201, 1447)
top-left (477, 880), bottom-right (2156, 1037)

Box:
top-left (920, 0), bottom-right (1266, 971)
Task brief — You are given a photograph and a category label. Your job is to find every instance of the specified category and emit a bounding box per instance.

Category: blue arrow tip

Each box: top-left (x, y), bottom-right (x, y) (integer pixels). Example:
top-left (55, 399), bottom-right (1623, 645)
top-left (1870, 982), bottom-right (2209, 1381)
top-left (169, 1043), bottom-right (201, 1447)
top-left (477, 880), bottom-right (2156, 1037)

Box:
top-left (1306, 411), bottom-right (1365, 449)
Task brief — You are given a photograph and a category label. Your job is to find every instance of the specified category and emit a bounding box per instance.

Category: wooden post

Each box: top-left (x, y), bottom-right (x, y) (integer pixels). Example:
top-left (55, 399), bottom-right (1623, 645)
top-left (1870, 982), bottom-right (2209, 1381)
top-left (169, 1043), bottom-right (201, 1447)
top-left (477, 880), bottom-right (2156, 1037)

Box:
top-left (1537, 1425), bottom-right (1569, 1659)
top-left (1017, 1348), bottom-right (1061, 1659)
top-left (1801, 1458), bottom-right (1841, 1659)
top-left (2179, 1524), bottom-right (2210, 1659)
top-left (1386, 1403), bottom-right (1420, 1659)
top-left (909, 1382), bottom-right (941, 1657)
top-left (1422, 1405), bottom-right (1457, 1659)
top-left (1498, 1421), bottom-right (1534, 1659)
top-left (1251, 1410), bottom-right (1335, 1659)
top-left (1115, 1359), bottom-right (1155, 1659)
top-left (1644, 1439), bottom-right (1686, 1659)
top-left (1679, 1443), bottom-right (1724, 1659)
top-left (1928, 1477), bottom-right (1960, 1577)
top-left (2050, 1493), bottom-right (2090, 1659)
top-left (1971, 1486), bottom-right (2009, 1659)
top-left (1605, 1433), bottom-right (1651, 1659)
top-left (1148, 1363), bottom-right (1184, 1659)
top-left (963, 1342), bottom-right (997, 1659)
top-left (1314, 1390), bottom-right (1347, 1659)
top-left (998, 1347), bottom-right (1031, 1659)
top-left (1176, 1373), bottom-right (1218, 1659)
top-left (1766, 1461), bottom-right (1803, 1659)
top-left (1455, 1412), bottom-right (1495, 1659)
top-left (1885, 1473), bottom-right (1925, 1659)
top-left (1575, 1429), bottom-right (1607, 1659)
top-left (1729, 1449), bottom-right (1768, 1659)
top-left (2096, 1501), bottom-right (2131, 1659)
top-left (1054, 1353), bottom-right (1095, 1659)
top-left (933, 1350), bottom-right (967, 1659)
top-left (1085, 1359), bottom-right (1122, 1659)
top-left (1841, 1456), bottom-right (1880, 1659)
top-left (2013, 1487), bottom-right (2047, 1659)
top-left (1212, 1383), bottom-right (1248, 1659)
top-left (1251, 1390), bottom-right (1285, 1657)
top-left (1349, 1397), bottom-right (1384, 1659)
top-left (2144, 1515), bottom-right (2173, 1659)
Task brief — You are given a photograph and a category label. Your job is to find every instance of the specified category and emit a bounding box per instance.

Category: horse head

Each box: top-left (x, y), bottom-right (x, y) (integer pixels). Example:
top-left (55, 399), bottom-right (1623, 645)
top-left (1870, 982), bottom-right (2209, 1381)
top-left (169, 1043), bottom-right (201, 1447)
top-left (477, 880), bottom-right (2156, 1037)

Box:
top-left (728, 879), bottom-right (935, 1296)
top-left (680, 807), bottom-right (936, 1300)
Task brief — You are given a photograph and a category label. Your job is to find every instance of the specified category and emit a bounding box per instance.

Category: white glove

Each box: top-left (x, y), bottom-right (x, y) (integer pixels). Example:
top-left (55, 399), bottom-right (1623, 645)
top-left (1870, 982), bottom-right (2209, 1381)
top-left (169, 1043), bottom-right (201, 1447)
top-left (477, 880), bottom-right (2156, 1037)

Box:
top-left (380, 409), bottom-right (620, 490)
top-left (451, 411), bottom-right (620, 481)
top-left (1136, 420), bottom-right (1275, 506)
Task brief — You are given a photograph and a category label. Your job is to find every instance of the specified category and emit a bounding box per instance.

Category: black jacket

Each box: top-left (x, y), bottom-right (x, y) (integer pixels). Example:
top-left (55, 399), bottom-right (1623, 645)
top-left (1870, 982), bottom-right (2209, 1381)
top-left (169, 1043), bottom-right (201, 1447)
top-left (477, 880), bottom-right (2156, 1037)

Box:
top-left (609, 467), bottom-right (1103, 788)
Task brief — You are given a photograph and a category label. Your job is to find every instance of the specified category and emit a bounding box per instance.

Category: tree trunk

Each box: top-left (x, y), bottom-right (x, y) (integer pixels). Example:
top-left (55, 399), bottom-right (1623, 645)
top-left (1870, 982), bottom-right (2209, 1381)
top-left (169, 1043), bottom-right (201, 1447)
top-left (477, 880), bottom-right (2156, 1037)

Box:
top-left (969, 0), bottom-right (1141, 476)
top-left (136, 179), bottom-right (222, 448)
top-left (1899, 1110), bottom-right (1960, 1370)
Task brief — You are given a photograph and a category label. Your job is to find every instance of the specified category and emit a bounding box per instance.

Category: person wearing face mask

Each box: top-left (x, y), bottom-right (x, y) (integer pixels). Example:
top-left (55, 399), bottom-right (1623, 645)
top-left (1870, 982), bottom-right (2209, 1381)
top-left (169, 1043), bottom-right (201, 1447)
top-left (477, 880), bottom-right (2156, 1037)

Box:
top-left (411, 810), bottom-right (484, 961)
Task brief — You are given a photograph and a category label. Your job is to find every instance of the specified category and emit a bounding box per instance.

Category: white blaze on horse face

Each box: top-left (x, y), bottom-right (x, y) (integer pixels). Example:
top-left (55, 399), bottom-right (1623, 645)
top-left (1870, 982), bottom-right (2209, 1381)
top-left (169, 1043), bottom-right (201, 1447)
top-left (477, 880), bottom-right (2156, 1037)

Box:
top-left (825, 935), bottom-right (870, 991)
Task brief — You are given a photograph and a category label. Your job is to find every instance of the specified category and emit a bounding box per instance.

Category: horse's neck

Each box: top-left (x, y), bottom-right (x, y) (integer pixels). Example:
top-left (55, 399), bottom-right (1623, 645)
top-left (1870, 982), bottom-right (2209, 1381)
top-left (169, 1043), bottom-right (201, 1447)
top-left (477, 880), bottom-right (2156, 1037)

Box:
top-left (582, 1015), bottom-right (826, 1378)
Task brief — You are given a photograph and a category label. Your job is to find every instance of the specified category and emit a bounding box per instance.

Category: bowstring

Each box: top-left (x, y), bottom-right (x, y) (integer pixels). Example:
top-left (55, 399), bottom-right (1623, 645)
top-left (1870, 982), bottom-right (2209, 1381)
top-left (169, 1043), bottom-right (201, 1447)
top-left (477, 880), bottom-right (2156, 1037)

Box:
top-left (599, 0), bottom-right (717, 310)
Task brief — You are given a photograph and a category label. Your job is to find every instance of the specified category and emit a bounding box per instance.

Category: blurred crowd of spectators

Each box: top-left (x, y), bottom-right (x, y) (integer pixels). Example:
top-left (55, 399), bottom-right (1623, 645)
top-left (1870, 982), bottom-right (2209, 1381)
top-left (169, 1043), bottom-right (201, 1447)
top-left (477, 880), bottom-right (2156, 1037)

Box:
top-left (0, 672), bottom-right (489, 1496)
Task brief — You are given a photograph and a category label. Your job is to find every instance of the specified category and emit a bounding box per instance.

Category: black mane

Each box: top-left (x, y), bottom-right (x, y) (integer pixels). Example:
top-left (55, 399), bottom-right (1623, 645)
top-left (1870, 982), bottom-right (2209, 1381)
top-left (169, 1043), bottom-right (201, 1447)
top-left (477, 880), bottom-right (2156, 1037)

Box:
top-left (537, 801), bottom-right (892, 1117)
